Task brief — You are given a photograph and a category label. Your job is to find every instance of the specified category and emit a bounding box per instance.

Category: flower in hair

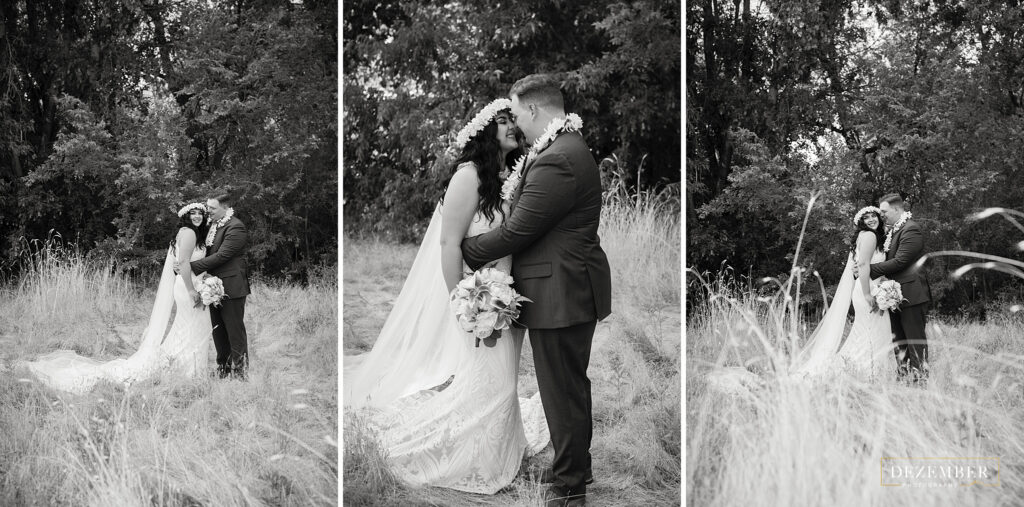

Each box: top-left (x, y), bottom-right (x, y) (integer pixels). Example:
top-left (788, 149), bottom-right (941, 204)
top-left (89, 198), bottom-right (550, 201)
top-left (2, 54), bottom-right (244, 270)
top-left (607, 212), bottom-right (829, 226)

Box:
top-left (448, 98), bottom-right (512, 155)
top-left (177, 202), bottom-right (206, 217)
top-left (852, 206), bottom-right (882, 225)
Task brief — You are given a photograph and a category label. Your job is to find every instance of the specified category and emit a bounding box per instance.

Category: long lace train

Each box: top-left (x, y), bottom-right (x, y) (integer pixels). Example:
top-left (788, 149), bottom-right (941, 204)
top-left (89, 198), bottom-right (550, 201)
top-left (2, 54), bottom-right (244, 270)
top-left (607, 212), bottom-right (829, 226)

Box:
top-left (20, 247), bottom-right (211, 393)
top-left (793, 251), bottom-right (894, 379)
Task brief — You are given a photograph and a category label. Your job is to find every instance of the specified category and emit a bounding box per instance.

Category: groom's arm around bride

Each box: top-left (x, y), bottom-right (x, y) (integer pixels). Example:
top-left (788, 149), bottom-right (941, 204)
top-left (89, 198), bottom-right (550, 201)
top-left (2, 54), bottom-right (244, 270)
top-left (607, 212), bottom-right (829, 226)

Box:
top-left (867, 221), bottom-right (926, 299)
top-left (460, 122), bottom-right (612, 329)
top-left (189, 219), bottom-right (249, 284)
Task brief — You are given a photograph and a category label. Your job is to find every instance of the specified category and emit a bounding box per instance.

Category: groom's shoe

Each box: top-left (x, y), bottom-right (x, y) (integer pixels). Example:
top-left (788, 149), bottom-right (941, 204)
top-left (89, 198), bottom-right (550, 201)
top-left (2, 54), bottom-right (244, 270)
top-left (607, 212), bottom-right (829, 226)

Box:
top-left (539, 467), bottom-right (593, 485)
top-left (543, 485), bottom-right (585, 507)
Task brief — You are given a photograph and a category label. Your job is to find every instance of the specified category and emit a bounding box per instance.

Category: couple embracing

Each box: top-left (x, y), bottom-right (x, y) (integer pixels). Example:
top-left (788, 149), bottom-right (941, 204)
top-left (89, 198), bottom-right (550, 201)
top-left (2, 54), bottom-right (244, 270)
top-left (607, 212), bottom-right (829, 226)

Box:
top-left (797, 193), bottom-right (931, 383)
top-left (22, 193), bottom-right (251, 391)
top-left (345, 74), bottom-right (612, 506)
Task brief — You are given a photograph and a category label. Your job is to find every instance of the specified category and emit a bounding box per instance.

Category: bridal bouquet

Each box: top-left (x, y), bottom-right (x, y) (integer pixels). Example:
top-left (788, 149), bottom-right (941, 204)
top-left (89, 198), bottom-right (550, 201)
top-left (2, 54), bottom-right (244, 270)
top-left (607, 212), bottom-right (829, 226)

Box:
top-left (198, 275), bottom-right (226, 307)
top-left (449, 268), bottom-right (531, 347)
top-left (872, 279), bottom-right (905, 312)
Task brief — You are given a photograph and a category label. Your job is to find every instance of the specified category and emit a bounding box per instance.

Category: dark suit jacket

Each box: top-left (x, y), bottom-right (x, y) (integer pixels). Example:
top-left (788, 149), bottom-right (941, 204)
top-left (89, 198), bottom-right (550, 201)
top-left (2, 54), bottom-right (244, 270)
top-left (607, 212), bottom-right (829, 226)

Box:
top-left (869, 219), bottom-right (930, 307)
top-left (190, 216), bottom-right (251, 300)
top-left (461, 132), bottom-right (613, 329)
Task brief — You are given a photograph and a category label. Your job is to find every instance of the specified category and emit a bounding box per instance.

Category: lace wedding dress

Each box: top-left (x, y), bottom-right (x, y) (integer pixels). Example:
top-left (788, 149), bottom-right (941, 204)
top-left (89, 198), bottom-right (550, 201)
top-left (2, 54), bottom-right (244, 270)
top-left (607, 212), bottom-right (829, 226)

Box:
top-left (344, 203), bottom-right (549, 494)
top-left (794, 249), bottom-right (894, 379)
top-left (21, 240), bottom-right (212, 393)
top-left (836, 249), bottom-right (895, 378)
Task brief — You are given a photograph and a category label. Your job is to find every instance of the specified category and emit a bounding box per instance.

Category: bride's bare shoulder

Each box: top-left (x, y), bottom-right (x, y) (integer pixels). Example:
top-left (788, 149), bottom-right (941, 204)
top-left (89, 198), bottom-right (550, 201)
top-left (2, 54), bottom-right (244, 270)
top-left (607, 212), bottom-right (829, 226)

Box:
top-left (452, 162), bottom-right (480, 182)
top-left (856, 230), bottom-right (877, 245)
top-left (441, 163), bottom-right (482, 221)
top-left (445, 163), bottom-right (481, 196)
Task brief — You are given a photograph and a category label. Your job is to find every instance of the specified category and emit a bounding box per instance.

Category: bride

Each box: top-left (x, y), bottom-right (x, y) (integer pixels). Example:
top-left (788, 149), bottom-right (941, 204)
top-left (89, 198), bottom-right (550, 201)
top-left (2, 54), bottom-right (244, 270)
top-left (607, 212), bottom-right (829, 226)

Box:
top-left (795, 206), bottom-right (895, 379)
top-left (20, 203), bottom-right (213, 393)
top-left (343, 99), bottom-right (548, 493)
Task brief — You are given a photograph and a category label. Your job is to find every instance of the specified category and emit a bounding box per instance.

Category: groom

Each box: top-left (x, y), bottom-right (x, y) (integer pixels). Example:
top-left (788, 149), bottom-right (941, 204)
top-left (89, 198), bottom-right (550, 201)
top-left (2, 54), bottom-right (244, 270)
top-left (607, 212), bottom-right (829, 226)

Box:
top-left (462, 74), bottom-right (612, 507)
top-left (188, 192), bottom-right (252, 379)
top-left (869, 193), bottom-right (931, 382)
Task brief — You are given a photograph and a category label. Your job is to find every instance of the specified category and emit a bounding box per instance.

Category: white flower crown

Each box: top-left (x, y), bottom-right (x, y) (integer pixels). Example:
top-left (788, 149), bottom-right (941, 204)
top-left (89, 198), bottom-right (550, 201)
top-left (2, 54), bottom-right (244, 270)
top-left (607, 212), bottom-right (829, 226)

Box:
top-left (448, 98), bottom-right (512, 155)
top-left (177, 202), bottom-right (207, 217)
top-left (853, 206), bottom-right (882, 225)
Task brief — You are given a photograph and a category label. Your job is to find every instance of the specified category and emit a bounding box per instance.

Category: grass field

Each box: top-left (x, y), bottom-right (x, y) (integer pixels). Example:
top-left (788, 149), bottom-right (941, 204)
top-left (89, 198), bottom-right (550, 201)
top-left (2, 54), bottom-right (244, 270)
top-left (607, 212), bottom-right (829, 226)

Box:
top-left (686, 271), bottom-right (1024, 507)
top-left (0, 246), bottom-right (338, 506)
top-left (342, 197), bottom-right (682, 506)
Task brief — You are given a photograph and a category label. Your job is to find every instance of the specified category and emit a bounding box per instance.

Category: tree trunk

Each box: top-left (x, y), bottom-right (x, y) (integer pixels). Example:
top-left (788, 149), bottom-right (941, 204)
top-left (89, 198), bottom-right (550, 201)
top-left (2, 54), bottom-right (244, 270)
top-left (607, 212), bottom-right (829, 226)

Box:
top-left (702, 0), bottom-right (732, 197)
top-left (38, 84), bottom-right (57, 163)
top-left (142, 0), bottom-right (176, 89)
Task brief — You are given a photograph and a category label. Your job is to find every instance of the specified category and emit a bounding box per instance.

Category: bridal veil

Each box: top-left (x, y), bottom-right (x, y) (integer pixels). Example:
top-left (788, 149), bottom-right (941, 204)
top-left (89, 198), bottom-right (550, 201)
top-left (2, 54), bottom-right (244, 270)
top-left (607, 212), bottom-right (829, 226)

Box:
top-left (21, 248), bottom-right (177, 393)
top-left (793, 252), bottom-right (855, 375)
top-left (343, 204), bottom-right (470, 408)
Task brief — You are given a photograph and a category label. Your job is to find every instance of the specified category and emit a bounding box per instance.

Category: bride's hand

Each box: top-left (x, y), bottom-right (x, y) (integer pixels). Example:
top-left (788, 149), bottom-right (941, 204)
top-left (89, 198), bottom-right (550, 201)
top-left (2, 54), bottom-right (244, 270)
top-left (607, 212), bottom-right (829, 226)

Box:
top-left (189, 290), bottom-right (203, 308)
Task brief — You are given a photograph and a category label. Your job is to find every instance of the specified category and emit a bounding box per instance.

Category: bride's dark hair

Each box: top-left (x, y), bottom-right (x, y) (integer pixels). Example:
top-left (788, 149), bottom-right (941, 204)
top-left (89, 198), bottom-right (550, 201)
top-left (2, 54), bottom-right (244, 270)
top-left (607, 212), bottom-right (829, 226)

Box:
top-left (170, 207), bottom-right (210, 253)
top-left (439, 110), bottom-right (524, 224)
top-left (849, 211), bottom-right (885, 252)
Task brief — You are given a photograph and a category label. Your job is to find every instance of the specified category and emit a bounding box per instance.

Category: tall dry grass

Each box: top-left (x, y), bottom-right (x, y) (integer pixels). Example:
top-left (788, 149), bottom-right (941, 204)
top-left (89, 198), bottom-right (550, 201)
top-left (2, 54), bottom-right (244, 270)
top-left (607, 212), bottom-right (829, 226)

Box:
top-left (341, 188), bottom-right (681, 505)
top-left (687, 202), bottom-right (1024, 506)
top-left (0, 241), bottom-right (338, 506)
top-left (4, 239), bottom-right (141, 358)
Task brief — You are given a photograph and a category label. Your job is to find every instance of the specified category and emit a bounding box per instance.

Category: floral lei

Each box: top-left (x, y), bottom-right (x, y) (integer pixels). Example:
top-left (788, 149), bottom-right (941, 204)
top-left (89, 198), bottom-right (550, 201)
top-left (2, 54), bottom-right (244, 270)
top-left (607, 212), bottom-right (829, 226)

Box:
top-left (883, 211), bottom-right (912, 253)
top-left (500, 114), bottom-right (583, 202)
top-left (205, 208), bottom-right (235, 247)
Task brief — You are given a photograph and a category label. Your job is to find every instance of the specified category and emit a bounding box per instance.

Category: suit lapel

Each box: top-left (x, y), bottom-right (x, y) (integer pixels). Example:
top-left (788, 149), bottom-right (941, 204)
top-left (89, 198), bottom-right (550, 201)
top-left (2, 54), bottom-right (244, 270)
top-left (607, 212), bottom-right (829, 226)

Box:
top-left (887, 227), bottom-right (903, 260)
top-left (510, 158), bottom-right (536, 212)
top-left (511, 135), bottom-right (560, 212)
top-left (211, 218), bottom-right (230, 253)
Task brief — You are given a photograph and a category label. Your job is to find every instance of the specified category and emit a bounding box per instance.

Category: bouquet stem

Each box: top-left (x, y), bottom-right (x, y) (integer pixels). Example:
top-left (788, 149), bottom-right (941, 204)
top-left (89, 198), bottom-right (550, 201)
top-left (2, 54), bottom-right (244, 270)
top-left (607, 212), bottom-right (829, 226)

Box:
top-left (476, 329), bottom-right (501, 348)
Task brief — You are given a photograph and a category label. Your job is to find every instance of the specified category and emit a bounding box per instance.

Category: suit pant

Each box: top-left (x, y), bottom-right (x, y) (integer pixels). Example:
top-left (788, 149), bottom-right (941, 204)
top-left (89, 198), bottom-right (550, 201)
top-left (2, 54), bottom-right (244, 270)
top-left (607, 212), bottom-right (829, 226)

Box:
top-left (212, 296), bottom-right (248, 373)
top-left (891, 302), bottom-right (928, 379)
top-left (530, 320), bottom-right (596, 493)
